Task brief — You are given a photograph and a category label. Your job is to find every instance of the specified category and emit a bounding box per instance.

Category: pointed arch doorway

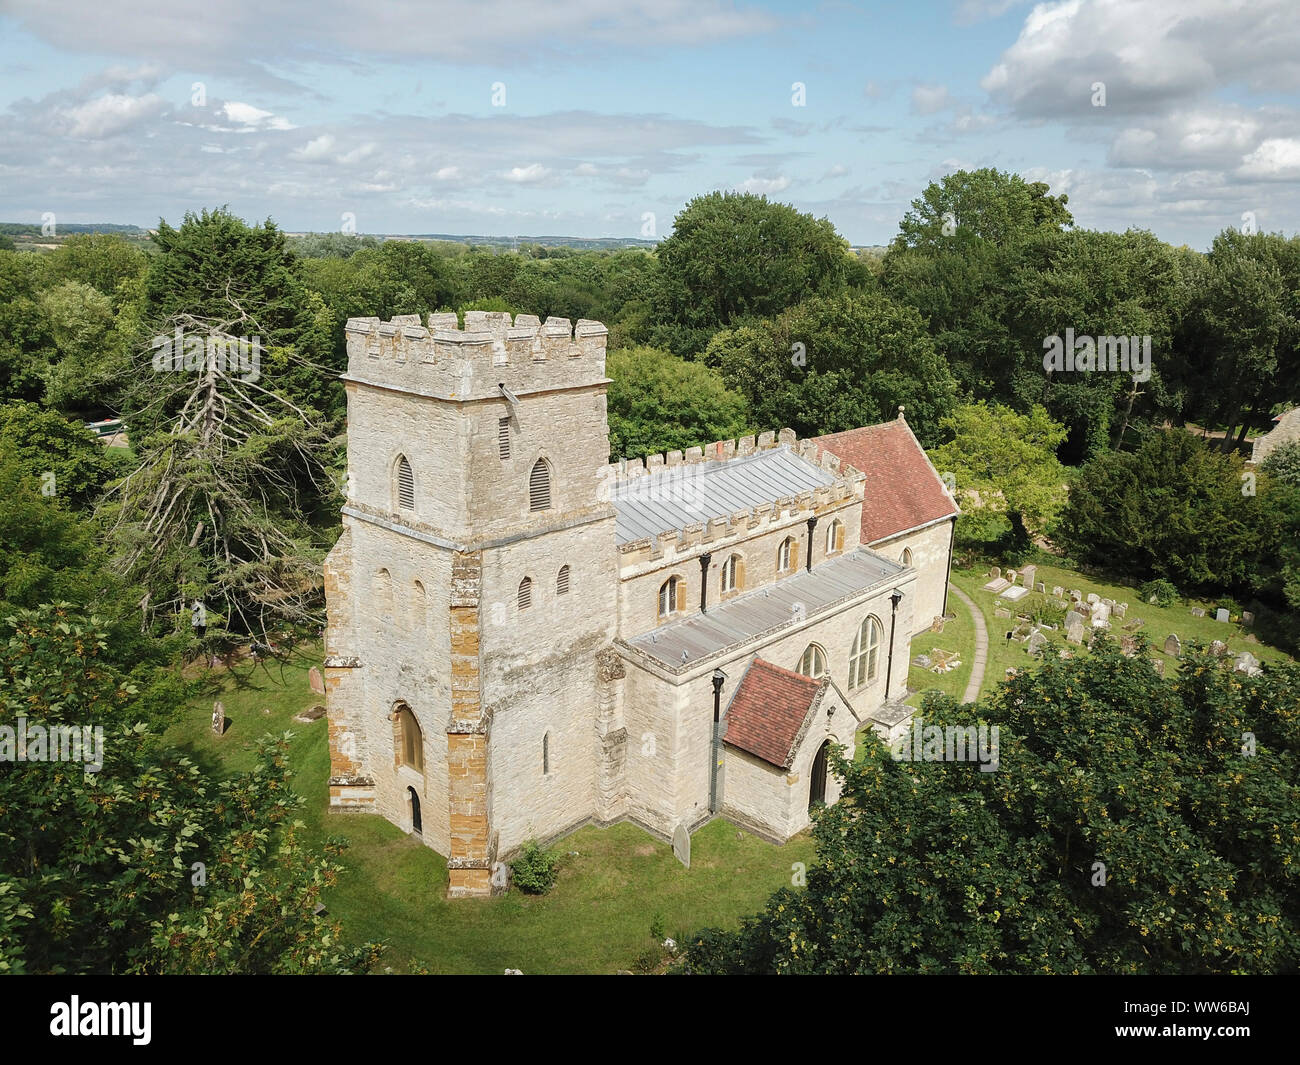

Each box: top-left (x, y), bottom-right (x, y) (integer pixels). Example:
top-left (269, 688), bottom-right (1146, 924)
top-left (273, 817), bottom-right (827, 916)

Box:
top-left (408, 786), bottom-right (422, 835)
top-left (809, 740), bottom-right (830, 811)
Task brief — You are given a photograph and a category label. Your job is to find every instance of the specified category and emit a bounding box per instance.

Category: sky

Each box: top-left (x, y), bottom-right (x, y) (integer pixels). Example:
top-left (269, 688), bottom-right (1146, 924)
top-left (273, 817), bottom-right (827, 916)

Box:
top-left (0, 0), bottom-right (1298, 248)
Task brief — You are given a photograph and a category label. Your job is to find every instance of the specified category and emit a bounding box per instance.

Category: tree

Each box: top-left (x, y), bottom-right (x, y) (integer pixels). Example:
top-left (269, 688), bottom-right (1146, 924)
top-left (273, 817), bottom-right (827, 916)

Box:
top-left (0, 605), bottom-right (382, 974)
top-left (1262, 440), bottom-right (1300, 490)
top-left (1056, 430), bottom-right (1271, 590)
top-left (652, 192), bottom-right (852, 355)
top-left (679, 640), bottom-right (1300, 974)
top-left (106, 209), bottom-right (339, 637)
top-left (892, 167), bottom-right (1072, 254)
top-left (925, 401), bottom-right (1067, 549)
top-left (0, 400), bottom-right (116, 508)
top-left (1173, 230), bottom-right (1300, 451)
top-left (606, 346), bottom-right (751, 460)
top-left (707, 289), bottom-right (958, 444)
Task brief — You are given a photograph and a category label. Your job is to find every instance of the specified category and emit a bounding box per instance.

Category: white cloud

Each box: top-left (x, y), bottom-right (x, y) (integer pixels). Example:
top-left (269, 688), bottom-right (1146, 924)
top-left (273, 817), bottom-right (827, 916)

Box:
top-left (822, 163), bottom-right (849, 179)
top-left (293, 134), bottom-right (335, 160)
top-left (1239, 138), bottom-right (1300, 180)
top-left (58, 92), bottom-right (166, 137)
top-left (503, 163), bottom-right (550, 183)
top-left (738, 174), bottom-right (791, 195)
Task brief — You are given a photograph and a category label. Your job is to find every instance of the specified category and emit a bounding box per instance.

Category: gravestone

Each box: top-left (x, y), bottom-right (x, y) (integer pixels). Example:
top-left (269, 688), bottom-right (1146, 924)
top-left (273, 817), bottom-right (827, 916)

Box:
top-left (1123, 617), bottom-right (1144, 632)
top-left (930, 615), bottom-right (946, 634)
top-left (1215, 608), bottom-right (1230, 623)
top-left (989, 566), bottom-right (1001, 579)
top-left (1114, 602), bottom-right (1127, 619)
top-left (1120, 634), bottom-right (1140, 657)
top-left (1052, 586), bottom-right (1064, 598)
top-left (1191, 607), bottom-right (1206, 618)
top-left (1005, 569), bottom-right (1017, 585)
top-left (1241, 611), bottom-right (1254, 627)
top-left (1026, 630), bottom-right (1048, 656)
top-left (1233, 651), bottom-right (1262, 677)
top-left (983, 577), bottom-right (1011, 593)
top-left (994, 606), bottom-right (1012, 619)
top-left (1002, 585), bottom-right (1030, 601)
top-left (672, 822), bottom-right (691, 869)
top-left (1036, 582), bottom-right (1047, 593)
top-left (1091, 601), bottom-right (1111, 628)
top-left (1209, 640), bottom-right (1228, 657)
top-left (309, 666), bottom-right (325, 695)
top-left (1020, 565), bottom-right (1037, 591)
top-left (1086, 592), bottom-right (1100, 605)
top-left (211, 700), bottom-right (225, 736)
top-left (1070, 589), bottom-right (1083, 602)
top-left (913, 653), bottom-right (933, 669)
top-left (1065, 613), bottom-right (1085, 644)
top-left (1152, 659), bottom-right (1164, 676)
top-left (1164, 633), bottom-right (1181, 656)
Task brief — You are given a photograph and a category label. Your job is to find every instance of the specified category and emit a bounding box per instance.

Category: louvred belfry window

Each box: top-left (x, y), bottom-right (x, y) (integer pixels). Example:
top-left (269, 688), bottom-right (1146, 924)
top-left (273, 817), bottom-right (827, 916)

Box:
top-left (396, 455), bottom-right (414, 510)
top-left (529, 459), bottom-right (551, 511)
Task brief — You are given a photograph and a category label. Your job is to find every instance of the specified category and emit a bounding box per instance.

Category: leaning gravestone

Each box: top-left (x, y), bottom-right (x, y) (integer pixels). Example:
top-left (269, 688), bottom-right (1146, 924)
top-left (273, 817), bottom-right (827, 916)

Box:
top-left (1164, 634), bottom-right (1181, 656)
top-left (1233, 651), bottom-right (1262, 677)
top-left (211, 700), bottom-right (225, 736)
top-left (1215, 608), bottom-right (1230, 623)
top-left (1036, 582), bottom-right (1047, 593)
top-left (309, 666), bottom-right (325, 694)
top-left (1026, 630), bottom-right (1048, 656)
top-left (672, 822), bottom-right (691, 869)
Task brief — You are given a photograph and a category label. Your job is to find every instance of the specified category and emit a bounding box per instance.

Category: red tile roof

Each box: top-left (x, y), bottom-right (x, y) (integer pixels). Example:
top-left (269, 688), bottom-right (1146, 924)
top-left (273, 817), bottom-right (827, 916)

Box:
top-left (723, 659), bottom-right (825, 769)
top-left (812, 416), bottom-right (958, 545)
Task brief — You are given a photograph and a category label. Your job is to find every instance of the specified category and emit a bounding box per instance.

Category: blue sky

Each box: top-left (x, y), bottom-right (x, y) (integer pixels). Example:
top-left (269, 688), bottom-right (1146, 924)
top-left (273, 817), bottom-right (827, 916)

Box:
top-left (1, 0), bottom-right (1298, 247)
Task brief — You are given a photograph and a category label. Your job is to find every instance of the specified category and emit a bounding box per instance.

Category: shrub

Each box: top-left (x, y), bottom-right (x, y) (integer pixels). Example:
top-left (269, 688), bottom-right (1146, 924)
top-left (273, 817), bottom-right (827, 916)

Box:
top-left (1139, 578), bottom-right (1180, 608)
top-left (510, 840), bottom-right (561, 895)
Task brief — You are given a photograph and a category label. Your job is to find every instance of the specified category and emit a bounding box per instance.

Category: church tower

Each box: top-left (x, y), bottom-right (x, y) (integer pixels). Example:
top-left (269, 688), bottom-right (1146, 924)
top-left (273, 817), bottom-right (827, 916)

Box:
top-left (323, 311), bottom-right (618, 897)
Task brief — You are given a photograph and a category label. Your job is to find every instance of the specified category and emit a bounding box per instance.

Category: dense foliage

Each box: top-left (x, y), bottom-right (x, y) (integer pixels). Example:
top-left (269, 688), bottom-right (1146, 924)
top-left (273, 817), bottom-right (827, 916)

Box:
top-left (679, 641), bottom-right (1300, 974)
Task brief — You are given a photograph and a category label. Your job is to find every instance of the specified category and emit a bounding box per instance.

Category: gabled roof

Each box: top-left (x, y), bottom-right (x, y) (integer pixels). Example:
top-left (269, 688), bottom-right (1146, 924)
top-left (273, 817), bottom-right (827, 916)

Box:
top-left (723, 658), bottom-right (826, 769)
top-left (610, 445), bottom-right (833, 545)
top-left (812, 415), bottom-right (957, 545)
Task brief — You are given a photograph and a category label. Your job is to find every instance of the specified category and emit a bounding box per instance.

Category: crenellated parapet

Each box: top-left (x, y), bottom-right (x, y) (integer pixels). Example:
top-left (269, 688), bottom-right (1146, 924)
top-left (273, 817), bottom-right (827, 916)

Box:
top-left (343, 311), bottom-right (608, 401)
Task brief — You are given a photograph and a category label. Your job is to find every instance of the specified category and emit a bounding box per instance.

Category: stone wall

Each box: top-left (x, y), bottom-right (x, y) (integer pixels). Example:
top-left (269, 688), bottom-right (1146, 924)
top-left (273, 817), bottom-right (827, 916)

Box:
top-left (870, 518), bottom-right (955, 635)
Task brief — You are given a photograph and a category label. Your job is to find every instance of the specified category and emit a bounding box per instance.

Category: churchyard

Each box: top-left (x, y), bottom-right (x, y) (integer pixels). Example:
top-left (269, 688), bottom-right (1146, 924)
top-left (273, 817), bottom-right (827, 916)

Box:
top-left (166, 646), bottom-right (814, 974)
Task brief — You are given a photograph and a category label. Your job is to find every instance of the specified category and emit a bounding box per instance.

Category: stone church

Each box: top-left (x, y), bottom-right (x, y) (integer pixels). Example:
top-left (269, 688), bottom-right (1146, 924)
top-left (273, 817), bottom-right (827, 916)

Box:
top-left (323, 311), bottom-right (958, 896)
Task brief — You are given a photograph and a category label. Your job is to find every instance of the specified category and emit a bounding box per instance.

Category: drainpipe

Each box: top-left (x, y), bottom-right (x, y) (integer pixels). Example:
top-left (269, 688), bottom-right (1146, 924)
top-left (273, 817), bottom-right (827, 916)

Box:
top-left (805, 516), bottom-right (818, 572)
top-left (942, 518), bottom-right (956, 616)
top-left (710, 668), bottom-right (726, 813)
top-left (699, 552), bottom-right (711, 614)
top-left (885, 588), bottom-right (903, 700)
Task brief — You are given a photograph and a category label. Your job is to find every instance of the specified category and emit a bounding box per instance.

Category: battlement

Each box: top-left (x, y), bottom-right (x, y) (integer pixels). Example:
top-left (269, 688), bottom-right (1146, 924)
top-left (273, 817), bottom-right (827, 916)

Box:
top-left (606, 427), bottom-right (862, 488)
top-left (343, 311), bottom-right (608, 401)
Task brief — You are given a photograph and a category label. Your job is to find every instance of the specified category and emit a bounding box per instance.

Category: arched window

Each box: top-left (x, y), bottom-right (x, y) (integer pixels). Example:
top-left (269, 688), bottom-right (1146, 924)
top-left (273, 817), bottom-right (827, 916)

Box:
top-left (556, 565), bottom-right (570, 596)
top-left (397, 704), bottom-right (423, 772)
top-left (720, 554), bottom-right (743, 595)
top-left (777, 536), bottom-right (798, 574)
top-left (543, 732), bottom-right (550, 775)
top-left (658, 575), bottom-right (683, 620)
top-left (395, 454), bottom-right (415, 511)
top-left (901, 547), bottom-right (913, 567)
top-left (529, 458), bottom-right (551, 511)
top-left (798, 643), bottom-right (828, 678)
top-left (518, 576), bottom-right (533, 610)
top-left (826, 519), bottom-right (844, 554)
top-left (849, 615), bottom-right (883, 690)
top-left (374, 569), bottom-right (393, 624)
top-left (412, 579), bottom-right (426, 632)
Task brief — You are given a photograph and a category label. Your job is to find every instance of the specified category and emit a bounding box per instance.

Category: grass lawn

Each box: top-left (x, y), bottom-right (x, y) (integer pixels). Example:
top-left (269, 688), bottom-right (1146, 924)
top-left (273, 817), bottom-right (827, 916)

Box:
top-left (166, 647), bottom-right (813, 974)
top-left (949, 561), bottom-right (1293, 697)
top-left (904, 589), bottom-right (977, 708)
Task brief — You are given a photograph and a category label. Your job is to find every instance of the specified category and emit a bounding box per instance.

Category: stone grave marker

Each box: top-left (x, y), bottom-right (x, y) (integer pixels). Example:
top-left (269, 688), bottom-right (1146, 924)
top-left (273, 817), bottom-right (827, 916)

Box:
top-left (1065, 613), bottom-right (1085, 644)
top-left (1191, 607), bottom-right (1206, 618)
top-left (1233, 652), bottom-right (1262, 676)
top-left (994, 606), bottom-right (1012, 619)
top-left (1026, 630), bottom-right (1048, 656)
top-left (1241, 611), bottom-right (1254, 627)
top-left (211, 700), bottom-right (225, 736)
top-left (672, 822), bottom-right (691, 868)
top-left (309, 666), bottom-right (325, 694)
top-left (1036, 582), bottom-right (1046, 593)
top-left (1020, 564), bottom-right (1037, 590)
top-left (1164, 634), bottom-right (1181, 656)
top-left (1209, 640), bottom-right (1228, 657)
top-left (1086, 592), bottom-right (1100, 605)
top-left (1215, 608), bottom-right (1230, 623)
top-left (1052, 585), bottom-right (1064, 597)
